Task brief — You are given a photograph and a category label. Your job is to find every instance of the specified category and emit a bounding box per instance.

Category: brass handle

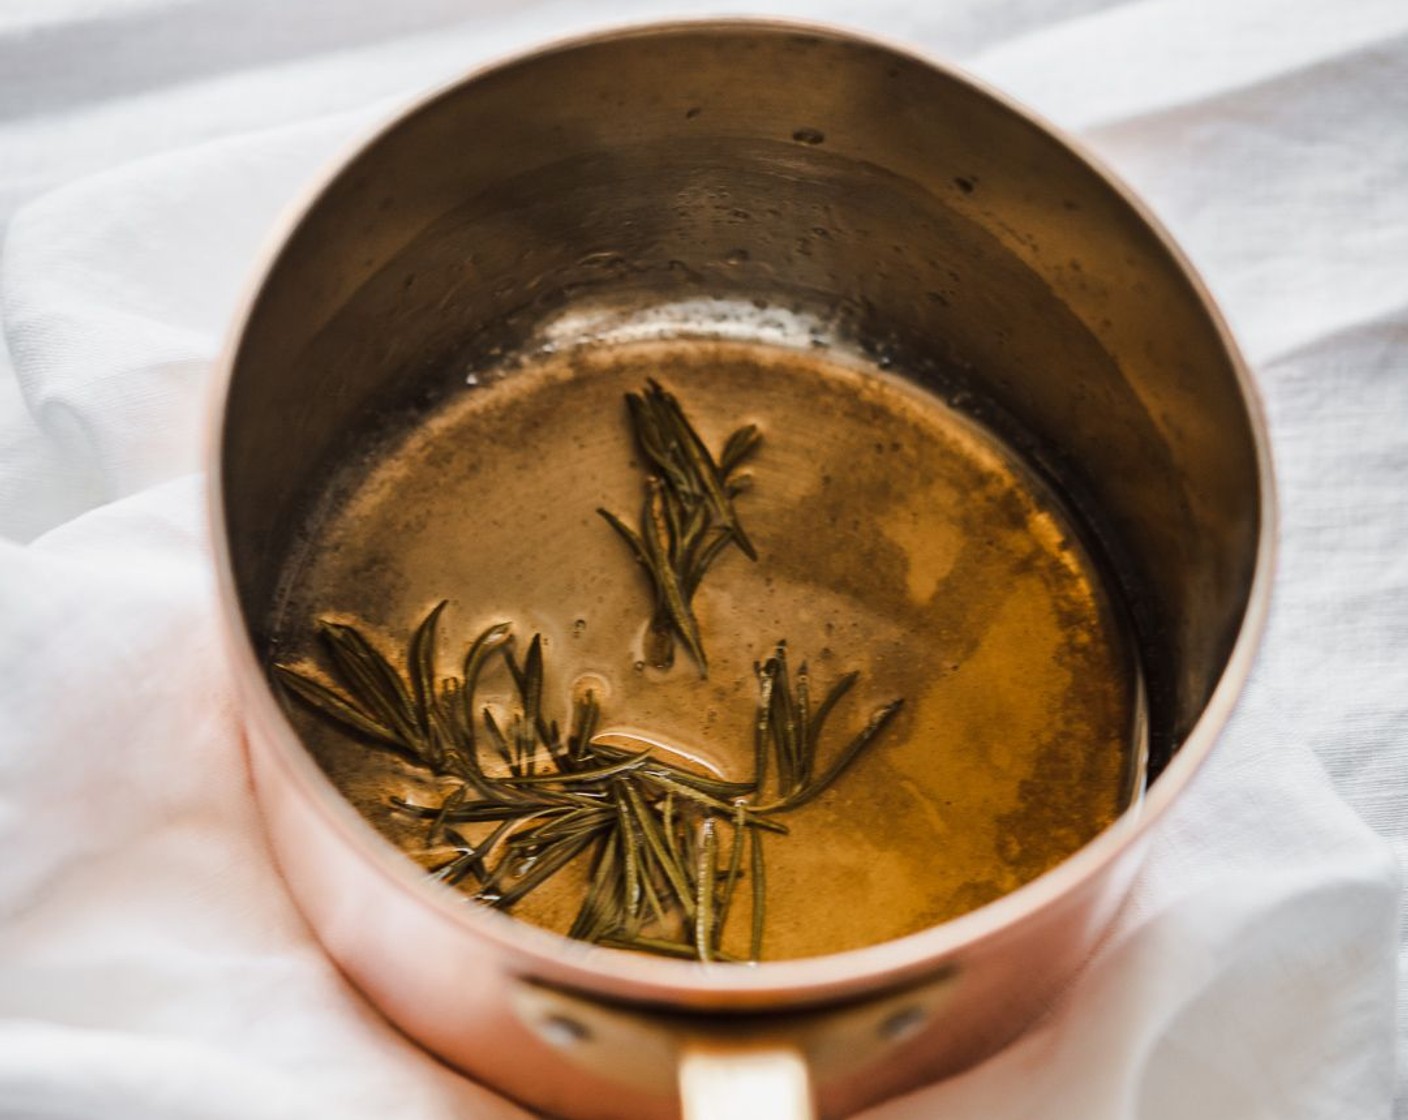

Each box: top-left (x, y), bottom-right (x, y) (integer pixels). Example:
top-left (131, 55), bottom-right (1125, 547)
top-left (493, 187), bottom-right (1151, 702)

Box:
top-left (512, 966), bottom-right (956, 1118)
top-left (678, 1040), bottom-right (814, 1120)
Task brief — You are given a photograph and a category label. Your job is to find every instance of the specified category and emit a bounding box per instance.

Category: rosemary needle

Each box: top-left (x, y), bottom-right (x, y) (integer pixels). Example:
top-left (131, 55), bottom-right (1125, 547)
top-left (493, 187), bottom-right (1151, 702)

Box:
top-left (598, 381), bottom-right (762, 676)
top-left (274, 606), bottom-right (902, 963)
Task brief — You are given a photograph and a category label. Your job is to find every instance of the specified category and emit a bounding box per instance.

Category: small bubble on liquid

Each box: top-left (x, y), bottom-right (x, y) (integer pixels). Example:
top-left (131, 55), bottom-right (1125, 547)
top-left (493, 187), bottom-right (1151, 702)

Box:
top-left (572, 618), bottom-right (587, 637)
top-left (465, 372), bottom-right (480, 386)
top-left (573, 672), bottom-right (609, 703)
top-left (792, 127), bottom-right (825, 145)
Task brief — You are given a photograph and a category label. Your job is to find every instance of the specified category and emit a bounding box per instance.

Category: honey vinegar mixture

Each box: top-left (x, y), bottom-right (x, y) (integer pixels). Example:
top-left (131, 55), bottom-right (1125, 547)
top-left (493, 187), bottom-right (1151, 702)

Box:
top-left (271, 340), bottom-right (1141, 961)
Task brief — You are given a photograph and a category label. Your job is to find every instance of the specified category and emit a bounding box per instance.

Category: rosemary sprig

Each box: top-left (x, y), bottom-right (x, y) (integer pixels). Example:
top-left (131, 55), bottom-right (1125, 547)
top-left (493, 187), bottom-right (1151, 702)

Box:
top-left (274, 605), bottom-right (901, 962)
top-left (598, 380), bottom-right (762, 676)
top-left (748, 642), bottom-right (907, 814)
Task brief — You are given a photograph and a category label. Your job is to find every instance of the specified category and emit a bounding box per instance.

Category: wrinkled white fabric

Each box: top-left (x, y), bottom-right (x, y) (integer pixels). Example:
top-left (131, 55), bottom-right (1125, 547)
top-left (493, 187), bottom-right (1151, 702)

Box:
top-left (0, 2), bottom-right (1402, 1118)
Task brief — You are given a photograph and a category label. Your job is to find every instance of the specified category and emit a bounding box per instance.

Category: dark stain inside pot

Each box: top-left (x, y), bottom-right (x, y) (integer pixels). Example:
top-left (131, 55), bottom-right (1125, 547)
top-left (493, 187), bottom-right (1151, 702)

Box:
top-left (270, 338), bottom-right (1143, 961)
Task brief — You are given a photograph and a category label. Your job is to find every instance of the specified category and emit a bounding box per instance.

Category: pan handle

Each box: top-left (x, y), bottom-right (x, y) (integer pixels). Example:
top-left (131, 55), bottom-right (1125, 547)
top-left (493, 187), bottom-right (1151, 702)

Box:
top-left (678, 1039), bottom-right (813, 1120)
top-left (514, 966), bottom-right (957, 1117)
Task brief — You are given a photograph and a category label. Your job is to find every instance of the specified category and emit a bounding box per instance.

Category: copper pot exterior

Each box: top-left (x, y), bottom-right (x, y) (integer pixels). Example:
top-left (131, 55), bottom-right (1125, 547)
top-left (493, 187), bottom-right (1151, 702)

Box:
top-left (244, 675), bottom-right (1149, 1118)
top-left (210, 21), bottom-right (1275, 1119)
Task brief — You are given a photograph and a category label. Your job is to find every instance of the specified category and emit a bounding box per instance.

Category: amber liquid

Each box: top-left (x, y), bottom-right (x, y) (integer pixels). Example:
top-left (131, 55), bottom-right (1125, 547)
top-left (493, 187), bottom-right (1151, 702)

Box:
top-left (274, 339), bottom-right (1141, 960)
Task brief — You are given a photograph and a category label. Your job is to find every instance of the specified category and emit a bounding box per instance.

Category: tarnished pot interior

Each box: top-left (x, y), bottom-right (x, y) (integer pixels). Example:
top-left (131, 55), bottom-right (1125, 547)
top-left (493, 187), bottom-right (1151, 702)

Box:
top-left (214, 22), bottom-right (1268, 1120)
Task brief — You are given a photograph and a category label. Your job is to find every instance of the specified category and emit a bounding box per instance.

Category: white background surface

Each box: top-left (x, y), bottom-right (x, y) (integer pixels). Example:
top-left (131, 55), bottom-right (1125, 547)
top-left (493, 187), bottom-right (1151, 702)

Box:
top-left (0, 1), bottom-right (1403, 1117)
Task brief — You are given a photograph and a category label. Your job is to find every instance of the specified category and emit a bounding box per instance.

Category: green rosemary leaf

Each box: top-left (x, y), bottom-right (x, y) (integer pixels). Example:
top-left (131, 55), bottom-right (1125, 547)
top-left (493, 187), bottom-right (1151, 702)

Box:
top-left (660, 483), bottom-right (686, 569)
top-left (428, 783), bottom-right (467, 843)
top-left (439, 677), bottom-right (468, 755)
top-left (511, 712), bottom-right (534, 779)
top-left (568, 690), bottom-right (599, 765)
top-left (720, 424), bottom-right (762, 477)
top-left (715, 802), bottom-right (748, 949)
top-left (521, 635), bottom-right (544, 734)
top-left (462, 622), bottom-right (512, 700)
top-left (774, 699), bottom-right (905, 813)
top-left (408, 600), bottom-right (449, 739)
top-left (677, 500), bottom-right (710, 562)
top-left (483, 831), bottom-right (597, 910)
top-left (431, 849), bottom-right (480, 888)
top-left (601, 504), bottom-right (679, 671)
top-left (639, 857), bottom-right (669, 928)
top-left (634, 769), bottom-right (735, 816)
top-left (749, 826), bottom-right (766, 962)
top-left (392, 796), bottom-right (562, 823)
top-left (589, 739), bottom-right (756, 799)
top-left (650, 380), bottom-right (758, 561)
top-left (472, 807), bottom-right (579, 896)
top-left (504, 806), bottom-right (610, 848)
top-left (615, 783), bottom-right (643, 923)
top-left (596, 507), bottom-right (653, 571)
top-left (444, 621), bottom-right (509, 775)
top-left (753, 659), bottom-right (775, 798)
top-left (768, 644), bottom-right (799, 795)
top-left (682, 529), bottom-right (735, 597)
top-left (626, 391), bottom-right (692, 497)
top-left (502, 634), bottom-right (562, 766)
top-left (662, 791), bottom-right (678, 865)
top-left (679, 806), bottom-right (699, 895)
top-left (605, 383), bottom-right (764, 674)
top-left (530, 807), bottom-right (616, 843)
top-left (504, 752), bottom-right (649, 786)
top-left (630, 769), bottom-right (789, 835)
top-left (641, 480), bottom-right (707, 675)
top-left (694, 818), bottom-right (718, 962)
top-left (808, 671), bottom-right (859, 752)
top-left (272, 664), bottom-right (402, 750)
top-left (480, 708), bottom-right (517, 776)
top-left (569, 831), bottom-right (621, 942)
top-left (319, 620), bottom-right (422, 749)
top-left (796, 661), bottom-right (813, 787)
top-left (542, 717), bottom-right (574, 772)
top-left (619, 780), bottom-right (695, 919)
top-left (434, 816), bottom-right (516, 887)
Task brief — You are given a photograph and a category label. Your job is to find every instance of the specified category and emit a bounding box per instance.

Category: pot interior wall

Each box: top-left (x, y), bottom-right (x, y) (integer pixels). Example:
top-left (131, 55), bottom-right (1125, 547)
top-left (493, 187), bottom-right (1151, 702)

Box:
top-left (221, 25), bottom-right (1261, 779)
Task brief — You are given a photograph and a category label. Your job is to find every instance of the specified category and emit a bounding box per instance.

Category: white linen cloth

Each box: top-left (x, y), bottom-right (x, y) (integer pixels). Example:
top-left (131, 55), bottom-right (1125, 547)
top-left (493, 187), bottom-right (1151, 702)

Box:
top-left (1, 1), bottom-right (1403, 1117)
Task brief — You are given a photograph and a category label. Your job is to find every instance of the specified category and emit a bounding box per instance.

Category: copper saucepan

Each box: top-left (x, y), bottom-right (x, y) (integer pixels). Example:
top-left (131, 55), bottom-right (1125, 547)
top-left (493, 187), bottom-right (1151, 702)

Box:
top-left (208, 21), bottom-right (1275, 1119)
